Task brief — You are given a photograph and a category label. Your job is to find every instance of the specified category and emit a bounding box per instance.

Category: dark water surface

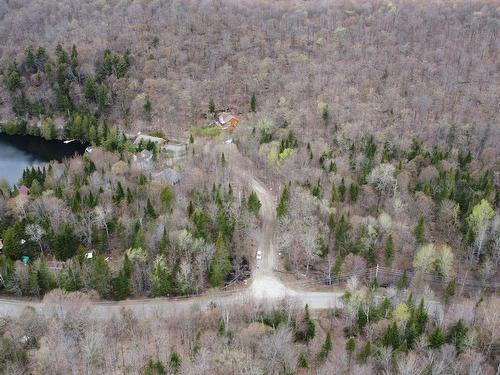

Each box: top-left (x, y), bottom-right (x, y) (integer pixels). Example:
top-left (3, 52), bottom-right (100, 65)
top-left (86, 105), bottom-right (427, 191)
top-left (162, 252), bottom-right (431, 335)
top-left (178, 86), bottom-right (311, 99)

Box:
top-left (0, 133), bottom-right (86, 186)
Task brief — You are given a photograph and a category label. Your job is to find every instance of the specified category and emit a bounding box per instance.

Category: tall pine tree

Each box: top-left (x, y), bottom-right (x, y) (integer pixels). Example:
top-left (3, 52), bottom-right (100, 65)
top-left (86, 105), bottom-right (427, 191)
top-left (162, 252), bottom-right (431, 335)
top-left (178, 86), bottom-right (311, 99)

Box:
top-left (384, 234), bottom-right (394, 266)
top-left (209, 233), bottom-right (231, 287)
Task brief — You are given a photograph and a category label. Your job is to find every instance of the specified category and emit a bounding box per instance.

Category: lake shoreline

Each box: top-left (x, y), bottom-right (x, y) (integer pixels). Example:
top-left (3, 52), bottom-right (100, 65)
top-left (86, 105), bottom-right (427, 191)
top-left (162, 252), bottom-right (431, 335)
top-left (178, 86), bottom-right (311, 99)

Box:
top-left (0, 133), bottom-right (87, 186)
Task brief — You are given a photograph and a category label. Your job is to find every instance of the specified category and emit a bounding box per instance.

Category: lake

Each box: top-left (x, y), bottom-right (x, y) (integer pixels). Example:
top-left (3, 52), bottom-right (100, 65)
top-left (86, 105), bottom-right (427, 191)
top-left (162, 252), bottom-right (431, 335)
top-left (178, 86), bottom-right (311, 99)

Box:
top-left (0, 134), bottom-right (86, 186)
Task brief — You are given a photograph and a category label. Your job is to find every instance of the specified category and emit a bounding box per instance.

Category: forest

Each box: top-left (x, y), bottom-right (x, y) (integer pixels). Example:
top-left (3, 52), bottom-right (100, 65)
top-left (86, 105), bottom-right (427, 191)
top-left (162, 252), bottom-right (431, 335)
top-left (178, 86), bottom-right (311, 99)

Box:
top-left (0, 143), bottom-right (261, 300)
top-left (0, 0), bottom-right (498, 374)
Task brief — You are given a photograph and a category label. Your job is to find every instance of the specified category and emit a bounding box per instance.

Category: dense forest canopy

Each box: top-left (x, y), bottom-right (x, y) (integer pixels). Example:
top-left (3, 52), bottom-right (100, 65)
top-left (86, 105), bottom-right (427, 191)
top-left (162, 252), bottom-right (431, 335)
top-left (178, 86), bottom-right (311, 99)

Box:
top-left (0, 0), bottom-right (498, 152)
top-left (0, 1), bottom-right (499, 374)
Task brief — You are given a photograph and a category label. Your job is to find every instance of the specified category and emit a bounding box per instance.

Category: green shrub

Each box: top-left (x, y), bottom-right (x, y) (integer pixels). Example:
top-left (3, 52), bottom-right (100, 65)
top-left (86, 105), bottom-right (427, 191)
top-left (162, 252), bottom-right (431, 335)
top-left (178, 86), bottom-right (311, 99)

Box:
top-left (0, 121), bottom-right (27, 135)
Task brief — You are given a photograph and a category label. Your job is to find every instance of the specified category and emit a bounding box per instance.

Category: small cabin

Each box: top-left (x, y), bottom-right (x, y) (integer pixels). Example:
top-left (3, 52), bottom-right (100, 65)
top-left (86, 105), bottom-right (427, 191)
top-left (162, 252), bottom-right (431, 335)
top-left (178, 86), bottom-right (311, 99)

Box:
top-left (218, 113), bottom-right (239, 128)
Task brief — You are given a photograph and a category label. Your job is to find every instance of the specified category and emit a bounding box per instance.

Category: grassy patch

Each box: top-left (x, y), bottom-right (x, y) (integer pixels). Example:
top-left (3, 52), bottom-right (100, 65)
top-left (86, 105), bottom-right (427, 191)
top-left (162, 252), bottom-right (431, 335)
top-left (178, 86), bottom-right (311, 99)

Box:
top-left (191, 126), bottom-right (222, 138)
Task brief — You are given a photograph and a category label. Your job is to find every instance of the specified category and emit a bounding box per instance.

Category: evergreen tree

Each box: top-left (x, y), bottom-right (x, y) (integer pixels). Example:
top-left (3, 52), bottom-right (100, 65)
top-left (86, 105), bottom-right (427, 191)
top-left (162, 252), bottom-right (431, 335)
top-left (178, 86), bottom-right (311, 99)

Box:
top-left (113, 182), bottom-right (125, 203)
top-left (151, 255), bottom-right (171, 297)
top-left (28, 264), bottom-right (41, 296)
top-left (144, 359), bottom-right (165, 375)
top-left (29, 179), bottom-right (42, 196)
top-left (0, 256), bottom-right (15, 289)
top-left (168, 351), bottom-right (182, 374)
top-left (209, 233), bottom-right (231, 287)
top-left (191, 332), bottom-right (201, 357)
top-left (4, 61), bottom-right (21, 91)
top-left (144, 97), bottom-right (152, 118)
top-left (364, 135), bottom-right (377, 160)
top-left (217, 320), bottom-right (225, 335)
top-left (404, 321), bottom-right (418, 350)
top-left (96, 83), bottom-right (108, 112)
top-left (332, 255), bottom-right (343, 276)
top-left (369, 277), bottom-right (379, 290)
top-left (318, 332), bottom-right (332, 360)
top-left (25, 45), bottom-right (36, 72)
top-left (97, 119), bottom-right (109, 144)
top-left (51, 224), bottom-right (80, 261)
top-left (158, 227), bottom-right (170, 255)
top-left (397, 270), bottom-right (409, 290)
top-left (192, 209), bottom-right (210, 240)
top-left (443, 279), bottom-right (456, 304)
top-left (160, 186), bottom-right (175, 211)
top-left (187, 201), bottom-right (194, 218)
top-left (349, 182), bottom-right (359, 202)
top-left (44, 60), bottom-right (52, 77)
top-left (382, 322), bottom-right (400, 349)
top-left (446, 319), bottom-right (468, 354)
top-left (56, 61), bottom-right (67, 87)
top-left (295, 304), bottom-right (316, 343)
top-left (406, 292), bottom-right (415, 309)
top-left (318, 237), bottom-right (329, 257)
top-left (276, 184), bottom-right (289, 218)
top-left (339, 178), bottom-right (346, 201)
top-left (330, 183), bottom-right (339, 204)
top-left (356, 307), bottom-right (368, 330)
top-left (41, 117), bottom-right (57, 141)
top-left (335, 215), bottom-right (350, 249)
top-left (247, 191), bottom-right (261, 215)
top-left (414, 299), bottom-right (428, 335)
top-left (322, 105), bottom-right (330, 126)
top-left (311, 178), bottom-right (321, 198)
top-left (327, 212), bottom-right (336, 235)
top-left (71, 190), bottom-right (81, 212)
top-left (115, 55), bottom-right (129, 78)
top-left (54, 185), bottom-right (63, 198)
top-left (55, 43), bottom-right (68, 64)
top-left (84, 76), bottom-right (96, 101)
top-left (36, 257), bottom-right (56, 295)
top-left (70, 44), bottom-right (78, 74)
top-left (208, 98), bottom-right (215, 113)
top-left (358, 341), bottom-right (371, 362)
top-left (35, 46), bottom-right (47, 69)
top-left (59, 262), bottom-right (83, 292)
top-left (54, 82), bottom-right (72, 112)
top-left (414, 217), bottom-right (425, 245)
top-left (250, 92), bottom-right (257, 112)
top-left (145, 198), bottom-right (157, 219)
top-left (126, 187), bottom-right (134, 205)
top-left (131, 224), bottom-right (146, 252)
top-left (378, 297), bottom-right (391, 319)
top-left (90, 255), bottom-right (111, 297)
top-left (111, 257), bottom-right (131, 300)
top-left (384, 234), bottom-right (394, 266)
top-left (362, 240), bottom-right (376, 265)
top-left (345, 337), bottom-right (356, 361)
top-left (428, 327), bottom-right (445, 349)
top-left (3, 220), bottom-right (38, 261)
top-left (99, 49), bottom-right (114, 78)
top-left (297, 353), bottom-right (309, 369)
top-left (220, 152), bottom-right (226, 167)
